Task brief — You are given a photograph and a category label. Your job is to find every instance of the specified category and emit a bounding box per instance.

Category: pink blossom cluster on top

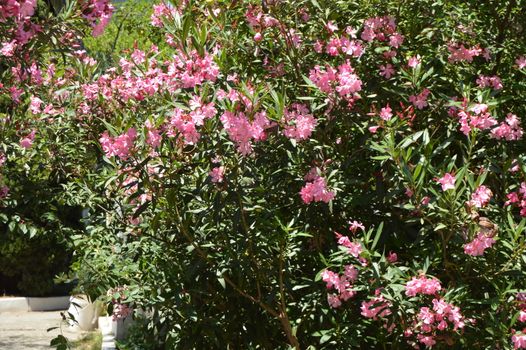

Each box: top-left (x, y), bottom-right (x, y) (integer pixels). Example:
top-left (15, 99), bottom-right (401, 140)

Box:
top-left (404, 298), bottom-right (468, 348)
top-left (322, 265), bottom-right (358, 308)
top-left (82, 48), bottom-right (219, 103)
top-left (99, 128), bottom-right (137, 160)
top-left (464, 232), bottom-right (496, 256)
top-left (313, 22), bottom-right (364, 58)
top-left (281, 103), bottom-right (317, 141)
top-left (0, 0), bottom-right (40, 59)
top-left (405, 276), bottom-right (442, 297)
top-left (505, 182), bottom-right (526, 217)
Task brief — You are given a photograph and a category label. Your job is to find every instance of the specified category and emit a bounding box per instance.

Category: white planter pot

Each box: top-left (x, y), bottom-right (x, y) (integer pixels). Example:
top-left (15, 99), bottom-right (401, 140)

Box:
top-left (28, 296), bottom-right (70, 311)
top-left (67, 296), bottom-right (97, 331)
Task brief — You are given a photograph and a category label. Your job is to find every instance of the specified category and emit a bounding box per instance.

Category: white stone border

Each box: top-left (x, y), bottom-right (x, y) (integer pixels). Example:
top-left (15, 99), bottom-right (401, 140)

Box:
top-left (0, 296), bottom-right (70, 312)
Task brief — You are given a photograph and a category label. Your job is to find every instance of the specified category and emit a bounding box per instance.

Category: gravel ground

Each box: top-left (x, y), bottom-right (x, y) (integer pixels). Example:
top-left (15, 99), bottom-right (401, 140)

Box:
top-left (0, 311), bottom-right (84, 349)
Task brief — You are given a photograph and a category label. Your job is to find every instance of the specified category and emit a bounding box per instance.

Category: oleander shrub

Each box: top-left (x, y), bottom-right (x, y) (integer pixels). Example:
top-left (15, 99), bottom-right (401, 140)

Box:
top-left (3, 0), bottom-right (526, 348)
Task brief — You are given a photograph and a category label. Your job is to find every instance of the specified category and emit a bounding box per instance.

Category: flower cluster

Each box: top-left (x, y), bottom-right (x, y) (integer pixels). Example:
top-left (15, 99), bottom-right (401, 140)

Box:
top-left (452, 102), bottom-right (498, 136)
top-left (168, 99), bottom-right (217, 145)
top-left (107, 286), bottom-right (132, 321)
top-left (335, 231), bottom-right (363, 257)
top-left (409, 88), bottom-right (430, 110)
top-left (322, 265), bottom-right (358, 308)
top-left (476, 75), bottom-right (503, 90)
top-left (490, 114), bottom-right (524, 141)
top-left (405, 298), bottom-right (468, 348)
top-left (447, 42), bottom-right (482, 63)
top-left (436, 172), bottom-right (455, 191)
top-left (361, 16), bottom-right (400, 45)
top-left (505, 183), bottom-right (526, 217)
top-left (99, 128), bottom-right (137, 160)
top-left (220, 111), bottom-right (273, 155)
top-left (281, 103), bottom-right (317, 141)
top-left (309, 60), bottom-right (362, 106)
top-left (467, 185), bottom-right (493, 208)
top-left (405, 276), bottom-right (442, 297)
top-left (300, 173), bottom-right (335, 204)
top-left (464, 232), bottom-right (496, 256)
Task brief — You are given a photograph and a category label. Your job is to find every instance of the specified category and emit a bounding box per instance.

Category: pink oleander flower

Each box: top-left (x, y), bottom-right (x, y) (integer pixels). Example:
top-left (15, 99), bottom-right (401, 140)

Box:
top-left (20, 130), bottom-right (36, 149)
top-left (512, 331), bottom-right (526, 349)
top-left (335, 232), bottom-right (363, 257)
top-left (327, 293), bottom-right (342, 308)
top-left (29, 95), bottom-right (43, 114)
top-left (417, 334), bottom-right (436, 347)
top-left (253, 32), bottom-right (263, 42)
top-left (476, 75), bottom-right (503, 90)
top-left (321, 269), bottom-right (340, 289)
top-left (81, 0), bottom-right (114, 37)
top-left (282, 103), bottom-right (317, 141)
top-left (409, 88), bottom-right (430, 109)
top-left (407, 55), bottom-right (421, 68)
top-left (209, 166), bottom-right (225, 183)
top-left (145, 120), bottom-right (161, 148)
top-left (1, 40), bottom-right (16, 57)
top-left (300, 176), bottom-right (335, 204)
top-left (99, 128), bottom-right (137, 160)
top-left (336, 62), bottom-right (362, 96)
top-left (405, 276), bottom-right (442, 297)
top-left (464, 232), bottom-right (496, 256)
top-left (379, 64), bottom-right (395, 79)
top-left (490, 114), bottom-right (523, 141)
top-left (344, 265), bottom-right (358, 282)
top-left (447, 42), bottom-right (482, 63)
top-left (436, 173), bottom-right (455, 191)
top-left (348, 220), bottom-right (365, 233)
top-left (389, 32), bottom-right (404, 48)
top-left (468, 185), bottom-right (492, 208)
top-left (220, 110), bottom-right (273, 155)
top-left (519, 311), bottom-right (526, 323)
top-left (368, 125), bottom-right (380, 133)
top-left (379, 104), bottom-right (393, 121)
top-left (516, 56), bottom-right (526, 70)
top-left (387, 251), bottom-right (398, 263)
